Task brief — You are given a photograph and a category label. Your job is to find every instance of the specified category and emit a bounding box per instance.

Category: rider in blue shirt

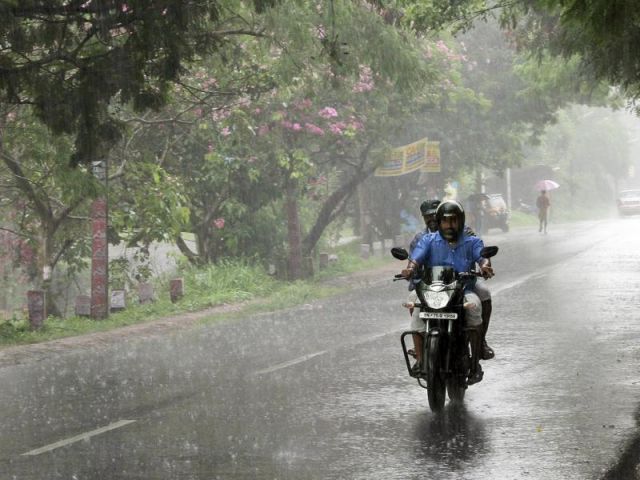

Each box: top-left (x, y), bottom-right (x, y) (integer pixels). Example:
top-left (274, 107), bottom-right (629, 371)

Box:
top-left (402, 200), bottom-right (493, 384)
top-left (409, 199), bottom-right (495, 359)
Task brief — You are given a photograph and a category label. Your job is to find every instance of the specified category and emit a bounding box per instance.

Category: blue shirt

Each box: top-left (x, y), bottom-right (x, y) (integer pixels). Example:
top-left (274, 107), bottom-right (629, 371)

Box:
top-left (409, 229), bottom-right (429, 254)
top-left (408, 229), bottom-right (429, 291)
top-left (410, 230), bottom-right (485, 292)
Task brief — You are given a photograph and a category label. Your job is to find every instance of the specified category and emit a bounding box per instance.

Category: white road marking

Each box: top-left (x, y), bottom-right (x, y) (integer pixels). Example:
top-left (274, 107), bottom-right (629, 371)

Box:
top-left (491, 271), bottom-right (547, 295)
top-left (254, 351), bottom-right (328, 375)
top-left (21, 420), bottom-right (136, 456)
top-left (253, 266), bottom-right (557, 377)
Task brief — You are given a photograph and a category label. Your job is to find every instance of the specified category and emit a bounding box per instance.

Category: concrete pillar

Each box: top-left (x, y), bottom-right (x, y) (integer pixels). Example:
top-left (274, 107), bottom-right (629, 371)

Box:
top-left (90, 197), bottom-right (109, 319)
top-left (170, 278), bottom-right (184, 303)
top-left (27, 290), bottom-right (46, 329)
top-left (319, 252), bottom-right (329, 270)
top-left (306, 256), bottom-right (316, 278)
top-left (110, 289), bottom-right (126, 313)
top-left (138, 283), bottom-right (155, 304)
top-left (75, 295), bottom-right (91, 317)
top-left (506, 167), bottom-right (512, 210)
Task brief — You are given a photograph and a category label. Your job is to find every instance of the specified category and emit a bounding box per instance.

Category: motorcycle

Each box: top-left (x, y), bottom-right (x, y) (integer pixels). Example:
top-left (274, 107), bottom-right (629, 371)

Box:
top-left (391, 245), bottom-right (498, 412)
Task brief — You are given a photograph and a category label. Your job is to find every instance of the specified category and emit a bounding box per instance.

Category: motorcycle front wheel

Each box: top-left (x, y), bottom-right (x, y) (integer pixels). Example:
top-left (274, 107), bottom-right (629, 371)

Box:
top-left (426, 334), bottom-right (446, 412)
top-left (446, 376), bottom-right (466, 403)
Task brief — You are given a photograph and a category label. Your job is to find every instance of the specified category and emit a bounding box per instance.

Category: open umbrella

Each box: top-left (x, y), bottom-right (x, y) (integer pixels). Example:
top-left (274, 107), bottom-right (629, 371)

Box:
top-left (535, 179), bottom-right (560, 191)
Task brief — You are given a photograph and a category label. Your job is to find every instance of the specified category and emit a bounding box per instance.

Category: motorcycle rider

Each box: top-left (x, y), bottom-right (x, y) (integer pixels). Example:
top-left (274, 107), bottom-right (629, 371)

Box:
top-left (405, 199), bottom-right (439, 373)
top-left (408, 199), bottom-right (495, 362)
top-left (402, 200), bottom-right (494, 385)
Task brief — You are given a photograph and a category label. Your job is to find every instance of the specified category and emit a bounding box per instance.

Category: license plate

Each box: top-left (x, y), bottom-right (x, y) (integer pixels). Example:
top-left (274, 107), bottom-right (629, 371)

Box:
top-left (419, 312), bottom-right (458, 320)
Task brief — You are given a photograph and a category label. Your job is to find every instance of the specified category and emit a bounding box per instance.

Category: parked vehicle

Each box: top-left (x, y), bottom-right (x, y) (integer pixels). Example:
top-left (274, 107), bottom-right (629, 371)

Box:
top-left (466, 193), bottom-right (510, 234)
top-left (483, 193), bottom-right (510, 232)
top-left (617, 189), bottom-right (640, 216)
top-left (391, 245), bottom-right (498, 412)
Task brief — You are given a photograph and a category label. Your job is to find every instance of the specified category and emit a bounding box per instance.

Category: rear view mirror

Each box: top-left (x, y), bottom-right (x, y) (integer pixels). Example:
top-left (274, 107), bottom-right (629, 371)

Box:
top-left (391, 247), bottom-right (409, 261)
top-left (480, 246), bottom-right (499, 258)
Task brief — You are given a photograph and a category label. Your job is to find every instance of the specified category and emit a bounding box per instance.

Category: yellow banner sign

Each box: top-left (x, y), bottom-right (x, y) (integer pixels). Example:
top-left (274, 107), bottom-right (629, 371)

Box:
top-left (375, 138), bottom-right (428, 177)
top-left (423, 141), bottom-right (441, 173)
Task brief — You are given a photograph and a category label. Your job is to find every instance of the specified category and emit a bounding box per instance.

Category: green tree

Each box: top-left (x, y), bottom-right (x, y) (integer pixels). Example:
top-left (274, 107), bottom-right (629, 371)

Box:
top-left (501, 0), bottom-right (640, 106)
top-left (0, 107), bottom-right (96, 316)
top-left (105, 40), bottom-right (279, 266)
top-left (108, 0), bottom-right (470, 278)
top-left (0, 0), bottom-right (273, 167)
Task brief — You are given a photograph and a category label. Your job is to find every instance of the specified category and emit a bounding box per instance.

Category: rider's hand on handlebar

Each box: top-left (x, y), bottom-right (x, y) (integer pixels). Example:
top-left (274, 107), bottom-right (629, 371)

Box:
top-left (480, 264), bottom-right (494, 279)
top-left (399, 260), bottom-right (417, 279)
top-left (399, 268), bottom-right (414, 279)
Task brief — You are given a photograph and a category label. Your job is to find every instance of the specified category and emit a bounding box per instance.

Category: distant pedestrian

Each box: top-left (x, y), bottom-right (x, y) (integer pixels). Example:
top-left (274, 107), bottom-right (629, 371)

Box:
top-left (536, 190), bottom-right (551, 234)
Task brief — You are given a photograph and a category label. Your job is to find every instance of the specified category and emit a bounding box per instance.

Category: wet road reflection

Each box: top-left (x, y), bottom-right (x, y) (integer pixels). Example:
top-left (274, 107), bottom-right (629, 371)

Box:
top-left (1, 218), bottom-right (640, 479)
top-left (412, 404), bottom-right (488, 476)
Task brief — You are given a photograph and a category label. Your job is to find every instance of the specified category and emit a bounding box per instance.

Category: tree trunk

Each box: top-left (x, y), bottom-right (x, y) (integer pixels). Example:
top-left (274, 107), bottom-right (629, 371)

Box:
top-left (286, 180), bottom-right (303, 280)
top-left (302, 174), bottom-right (363, 255)
top-left (302, 160), bottom-right (378, 256)
top-left (175, 235), bottom-right (201, 266)
top-left (36, 229), bottom-right (63, 317)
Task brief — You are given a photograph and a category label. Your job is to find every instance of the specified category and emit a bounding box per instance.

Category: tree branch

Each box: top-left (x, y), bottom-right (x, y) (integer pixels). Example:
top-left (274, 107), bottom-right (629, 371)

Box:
top-left (51, 239), bottom-right (74, 270)
top-left (0, 225), bottom-right (31, 239)
top-left (175, 235), bottom-right (200, 265)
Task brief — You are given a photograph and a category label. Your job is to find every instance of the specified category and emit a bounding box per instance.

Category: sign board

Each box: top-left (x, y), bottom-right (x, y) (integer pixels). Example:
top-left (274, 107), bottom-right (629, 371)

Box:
top-left (110, 289), bottom-right (126, 312)
top-left (423, 141), bottom-right (441, 173)
top-left (375, 138), bottom-right (428, 177)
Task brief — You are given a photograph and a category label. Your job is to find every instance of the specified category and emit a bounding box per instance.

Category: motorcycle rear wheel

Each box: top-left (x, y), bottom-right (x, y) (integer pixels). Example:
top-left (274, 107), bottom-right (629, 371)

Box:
top-left (426, 334), bottom-right (446, 412)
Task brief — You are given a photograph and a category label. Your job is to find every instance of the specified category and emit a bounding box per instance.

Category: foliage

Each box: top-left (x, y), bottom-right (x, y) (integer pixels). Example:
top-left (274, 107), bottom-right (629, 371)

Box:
top-left (107, 0), bottom-right (472, 271)
top-left (398, 0), bottom-right (489, 33)
top-left (3, 0), bottom-right (637, 308)
top-left (182, 259), bottom-right (276, 300)
top-left (0, 0), bottom-right (276, 167)
top-left (105, 29), bottom-right (282, 264)
top-left (501, 0), bottom-right (640, 107)
top-left (220, 4), bottom-right (475, 262)
top-left (0, 107), bottom-right (95, 292)
top-left (109, 159), bottom-right (190, 247)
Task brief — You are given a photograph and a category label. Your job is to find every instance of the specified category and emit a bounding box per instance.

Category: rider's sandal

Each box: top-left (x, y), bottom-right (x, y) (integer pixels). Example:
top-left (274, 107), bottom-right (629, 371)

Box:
top-left (467, 367), bottom-right (484, 385)
top-left (481, 341), bottom-right (495, 360)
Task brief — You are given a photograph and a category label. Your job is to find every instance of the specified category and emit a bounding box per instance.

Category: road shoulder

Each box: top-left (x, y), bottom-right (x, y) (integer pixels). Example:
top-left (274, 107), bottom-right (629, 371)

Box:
top-left (0, 261), bottom-right (399, 369)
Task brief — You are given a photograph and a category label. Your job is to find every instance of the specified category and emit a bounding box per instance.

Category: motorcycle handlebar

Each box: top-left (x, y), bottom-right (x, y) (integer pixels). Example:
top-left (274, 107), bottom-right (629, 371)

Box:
top-left (394, 271), bottom-right (487, 282)
top-left (458, 271), bottom-right (482, 279)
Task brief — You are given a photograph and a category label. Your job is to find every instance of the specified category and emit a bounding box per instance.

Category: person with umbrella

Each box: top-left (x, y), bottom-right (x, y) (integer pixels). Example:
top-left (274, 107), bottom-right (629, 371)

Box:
top-left (536, 189), bottom-right (551, 234)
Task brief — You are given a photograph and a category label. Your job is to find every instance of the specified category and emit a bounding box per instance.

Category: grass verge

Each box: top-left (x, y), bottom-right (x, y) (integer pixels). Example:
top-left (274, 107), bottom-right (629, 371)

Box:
top-left (0, 242), bottom-right (392, 347)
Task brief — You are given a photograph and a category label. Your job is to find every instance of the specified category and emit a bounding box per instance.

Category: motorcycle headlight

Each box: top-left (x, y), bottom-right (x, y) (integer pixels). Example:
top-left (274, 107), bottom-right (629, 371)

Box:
top-left (424, 290), bottom-right (452, 309)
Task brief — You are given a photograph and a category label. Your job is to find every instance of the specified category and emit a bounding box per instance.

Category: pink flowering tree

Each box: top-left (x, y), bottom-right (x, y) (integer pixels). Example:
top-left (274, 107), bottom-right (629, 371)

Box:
top-left (110, 54), bottom-right (282, 266)
top-left (211, 51), bottom-right (462, 278)
top-left (107, 1), bottom-right (472, 275)
top-left (0, 109), bottom-right (97, 317)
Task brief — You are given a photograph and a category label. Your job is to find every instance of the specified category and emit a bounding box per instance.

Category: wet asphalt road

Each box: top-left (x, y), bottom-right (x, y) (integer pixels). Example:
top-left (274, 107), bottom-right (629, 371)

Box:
top-left (1, 217), bottom-right (640, 479)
